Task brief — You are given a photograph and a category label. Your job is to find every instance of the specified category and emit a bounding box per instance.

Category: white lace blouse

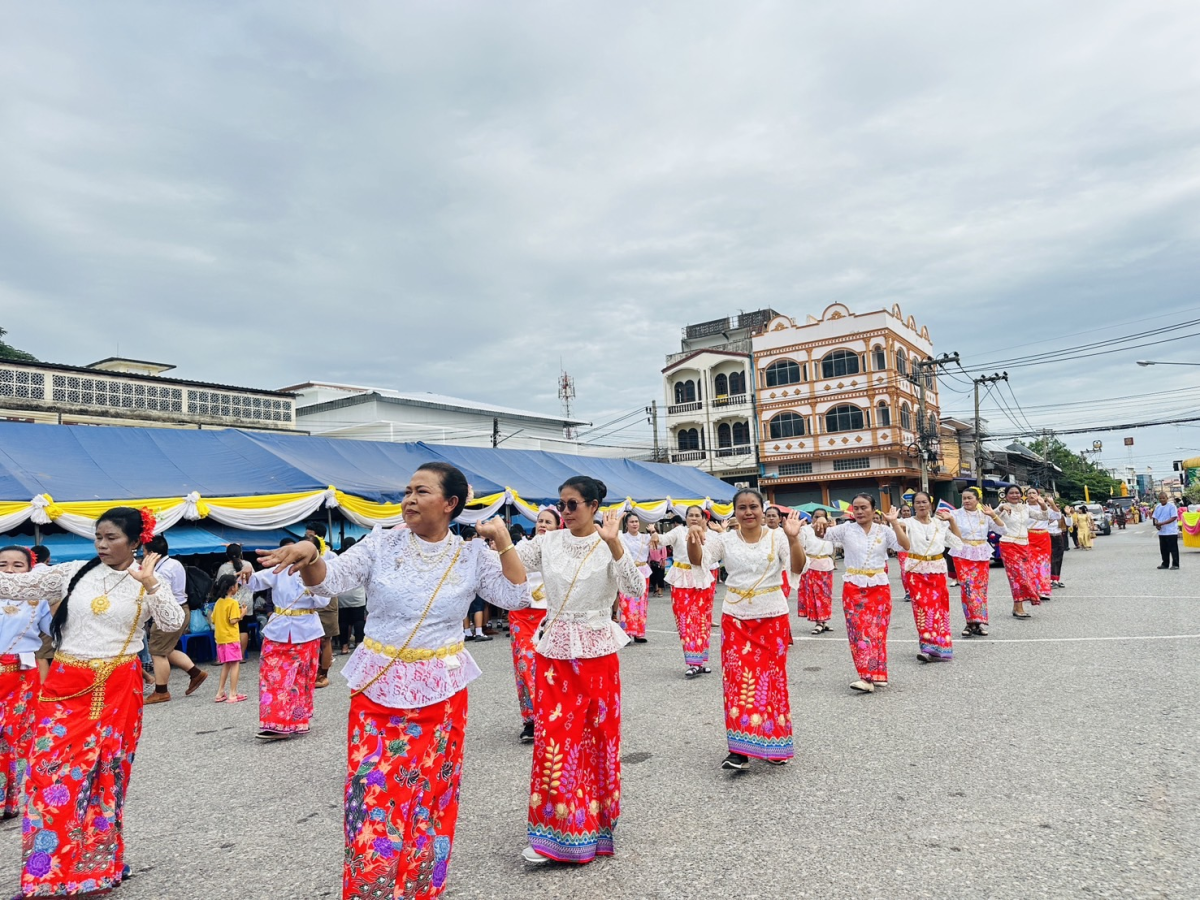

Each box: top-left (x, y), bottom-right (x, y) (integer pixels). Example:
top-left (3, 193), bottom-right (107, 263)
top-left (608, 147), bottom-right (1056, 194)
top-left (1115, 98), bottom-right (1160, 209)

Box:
top-left (309, 526), bottom-right (530, 709)
top-left (1, 595), bottom-right (52, 668)
top-left (703, 529), bottom-right (792, 620)
top-left (0, 561), bottom-right (184, 660)
top-left (997, 503), bottom-right (1045, 544)
top-left (1027, 505), bottom-right (1051, 532)
top-left (800, 526), bottom-right (835, 573)
top-left (824, 523), bottom-right (902, 588)
top-left (516, 529), bottom-right (644, 659)
top-left (655, 527), bottom-right (714, 590)
top-left (620, 532), bottom-right (652, 580)
top-left (951, 509), bottom-right (1004, 562)
top-left (899, 518), bottom-right (963, 574)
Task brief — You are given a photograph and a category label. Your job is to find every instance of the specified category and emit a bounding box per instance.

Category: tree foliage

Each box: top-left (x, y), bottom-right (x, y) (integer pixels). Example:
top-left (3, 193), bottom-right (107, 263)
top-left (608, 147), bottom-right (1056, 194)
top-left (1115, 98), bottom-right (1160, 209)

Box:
top-left (1027, 435), bottom-right (1122, 502)
top-left (0, 326), bottom-right (38, 363)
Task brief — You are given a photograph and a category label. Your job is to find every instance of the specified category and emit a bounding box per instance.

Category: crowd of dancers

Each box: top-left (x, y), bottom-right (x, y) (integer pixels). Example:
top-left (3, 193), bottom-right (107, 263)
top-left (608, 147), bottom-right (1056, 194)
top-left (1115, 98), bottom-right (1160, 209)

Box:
top-left (0, 463), bottom-right (1096, 898)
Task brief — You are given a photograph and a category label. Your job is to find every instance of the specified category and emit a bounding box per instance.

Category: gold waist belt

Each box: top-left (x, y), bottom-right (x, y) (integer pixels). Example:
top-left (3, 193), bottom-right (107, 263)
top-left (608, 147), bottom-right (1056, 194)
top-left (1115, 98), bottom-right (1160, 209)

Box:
top-left (964, 540), bottom-right (987, 546)
top-left (363, 637), bottom-right (465, 662)
top-left (726, 585), bottom-right (782, 603)
top-left (845, 567), bottom-right (884, 577)
top-left (47, 652), bottom-right (138, 719)
top-left (673, 562), bottom-right (692, 570)
top-left (0, 661), bottom-right (21, 675)
top-left (636, 560), bottom-right (649, 566)
top-left (273, 607), bottom-right (317, 617)
top-left (907, 553), bottom-right (943, 562)
top-left (808, 554), bottom-right (832, 559)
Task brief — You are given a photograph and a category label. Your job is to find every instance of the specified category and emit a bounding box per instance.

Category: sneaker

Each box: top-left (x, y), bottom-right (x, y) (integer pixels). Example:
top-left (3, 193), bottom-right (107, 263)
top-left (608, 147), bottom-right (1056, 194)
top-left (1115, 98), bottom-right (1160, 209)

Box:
top-left (519, 721), bottom-right (535, 744)
top-left (1157, 564), bottom-right (1170, 569)
top-left (314, 676), bottom-right (330, 689)
top-left (185, 670), bottom-right (208, 696)
top-left (521, 847), bottom-right (551, 864)
top-left (144, 691), bottom-right (171, 705)
top-left (721, 752), bottom-right (750, 771)
top-left (850, 680), bottom-right (875, 694)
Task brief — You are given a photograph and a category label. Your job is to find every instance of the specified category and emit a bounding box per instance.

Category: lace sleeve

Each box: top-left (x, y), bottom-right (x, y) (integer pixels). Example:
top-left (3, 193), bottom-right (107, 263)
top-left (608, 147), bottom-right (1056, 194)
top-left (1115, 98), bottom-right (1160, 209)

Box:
top-left (516, 535), bottom-right (543, 573)
top-left (940, 521), bottom-right (964, 551)
top-left (823, 523), bottom-right (847, 546)
top-left (0, 560), bottom-right (85, 603)
top-left (611, 545), bottom-right (646, 598)
top-left (146, 579), bottom-right (186, 630)
top-left (702, 532), bottom-right (726, 569)
top-left (475, 545), bottom-right (532, 611)
top-left (310, 529), bottom-right (378, 597)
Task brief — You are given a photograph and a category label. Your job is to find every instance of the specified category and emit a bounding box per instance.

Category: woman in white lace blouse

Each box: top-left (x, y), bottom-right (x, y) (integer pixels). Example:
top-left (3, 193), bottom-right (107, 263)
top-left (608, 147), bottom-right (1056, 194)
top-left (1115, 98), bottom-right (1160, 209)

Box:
top-left (689, 489), bottom-right (807, 772)
top-left (260, 462), bottom-right (529, 900)
top-left (0, 506), bottom-right (181, 898)
top-left (616, 513), bottom-right (652, 643)
top-left (515, 475), bottom-right (644, 866)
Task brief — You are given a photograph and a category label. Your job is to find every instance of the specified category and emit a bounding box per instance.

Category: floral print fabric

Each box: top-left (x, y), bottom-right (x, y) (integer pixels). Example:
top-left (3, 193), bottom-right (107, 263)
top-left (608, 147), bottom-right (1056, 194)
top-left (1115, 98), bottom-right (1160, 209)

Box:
top-left (671, 587), bottom-right (713, 667)
top-left (1028, 530), bottom-right (1052, 598)
top-left (508, 607), bottom-right (546, 726)
top-left (343, 690), bottom-right (465, 899)
top-left (801, 570), bottom-right (833, 623)
top-left (956, 558), bottom-right (990, 624)
top-left (908, 573), bottom-right (953, 659)
top-left (998, 542), bottom-right (1037, 603)
top-left (841, 583), bottom-right (892, 683)
top-left (1, 662), bottom-right (36, 818)
top-left (721, 614), bottom-right (793, 761)
top-left (617, 577), bottom-right (649, 639)
top-left (259, 638), bottom-right (319, 734)
top-left (527, 654), bottom-right (621, 863)
top-left (21, 658), bottom-right (143, 897)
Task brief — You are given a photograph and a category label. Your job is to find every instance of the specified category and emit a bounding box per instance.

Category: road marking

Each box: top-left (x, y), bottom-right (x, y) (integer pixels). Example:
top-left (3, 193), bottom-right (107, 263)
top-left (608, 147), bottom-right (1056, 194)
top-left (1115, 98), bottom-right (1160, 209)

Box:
top-left (643, 629), bottom-right (1200, 644)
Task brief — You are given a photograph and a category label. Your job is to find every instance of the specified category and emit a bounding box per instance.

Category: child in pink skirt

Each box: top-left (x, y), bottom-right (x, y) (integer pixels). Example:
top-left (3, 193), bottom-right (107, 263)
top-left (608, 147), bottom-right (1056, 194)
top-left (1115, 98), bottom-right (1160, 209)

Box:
top-left (209, 574), bottom-right (246, 703)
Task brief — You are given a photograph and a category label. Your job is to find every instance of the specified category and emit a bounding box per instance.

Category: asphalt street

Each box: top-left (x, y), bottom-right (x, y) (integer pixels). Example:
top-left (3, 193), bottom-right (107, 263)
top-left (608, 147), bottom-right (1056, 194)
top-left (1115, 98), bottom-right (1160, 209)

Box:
top-left (2, 524), bottom-right (1196, 899)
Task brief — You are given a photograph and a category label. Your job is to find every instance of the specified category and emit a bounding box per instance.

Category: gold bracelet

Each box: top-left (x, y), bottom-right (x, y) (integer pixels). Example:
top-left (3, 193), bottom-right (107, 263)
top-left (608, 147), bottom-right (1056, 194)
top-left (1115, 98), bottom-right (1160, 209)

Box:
top-left (498, 544), bottom-right (515, 558)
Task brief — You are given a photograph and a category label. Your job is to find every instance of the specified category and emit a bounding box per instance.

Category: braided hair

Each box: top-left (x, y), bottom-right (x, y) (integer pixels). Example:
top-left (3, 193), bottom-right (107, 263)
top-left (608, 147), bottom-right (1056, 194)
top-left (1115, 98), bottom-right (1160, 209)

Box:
top-left (50, 507), bottom-right (145, 643)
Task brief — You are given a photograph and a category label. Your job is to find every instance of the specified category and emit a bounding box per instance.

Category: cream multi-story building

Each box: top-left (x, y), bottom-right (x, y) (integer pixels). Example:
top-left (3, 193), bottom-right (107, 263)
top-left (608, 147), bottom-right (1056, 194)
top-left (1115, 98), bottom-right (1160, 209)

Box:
top-left (753, 303), bottom-right (941, 510)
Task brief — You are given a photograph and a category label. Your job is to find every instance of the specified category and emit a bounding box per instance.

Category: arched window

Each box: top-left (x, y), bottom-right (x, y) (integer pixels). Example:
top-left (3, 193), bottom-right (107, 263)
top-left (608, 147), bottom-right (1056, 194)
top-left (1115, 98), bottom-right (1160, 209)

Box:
top-left (715, 373), bottom-right (729, 396)
top-left (733, 422), bottom-right (750, 445)
top-left (765, 360), bottom-right (801, 387)
top-left (877, 401), bottom-right (891, 427)
top-left (873, 345), bottom-right (886, 371)
top-left (769, 412), bottom-right (806, 440)
top-left (824, 404), bottom-right (865, 433)
top-left (821, 349), bottom-right (860, 379)
top-left (717, 423), bottom-right (732, 447)
top-left (677, 428), bottom-right (700, 450)
top-left (729, 371), bottom-right (746, 395)
top-left (674, 380), bottom-right (697, 404)
top-left (896, 349), bottom-right (908, 378)
top-left (928, 412), bottom-right (938, 435)
top-left (900, 403), bottom-right (912, 431)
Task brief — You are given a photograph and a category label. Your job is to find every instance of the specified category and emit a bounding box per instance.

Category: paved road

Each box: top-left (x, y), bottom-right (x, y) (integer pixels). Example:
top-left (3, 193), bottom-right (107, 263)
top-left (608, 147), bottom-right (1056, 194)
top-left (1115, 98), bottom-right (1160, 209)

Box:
top-left (2, 525), bottom-right (1196, 899)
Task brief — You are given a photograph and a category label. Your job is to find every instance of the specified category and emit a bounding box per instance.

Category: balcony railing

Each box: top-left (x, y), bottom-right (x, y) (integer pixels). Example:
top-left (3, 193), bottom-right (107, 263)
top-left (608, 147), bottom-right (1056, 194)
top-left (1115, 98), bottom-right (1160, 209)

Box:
top-left (667, 401), bottom-right (704, 415)
top-left (670, 450), bottom-right (707, 462)
top-left (711, 393), bottom-right (748, 409)
top-left (716, 444), bottom-right (753, 458)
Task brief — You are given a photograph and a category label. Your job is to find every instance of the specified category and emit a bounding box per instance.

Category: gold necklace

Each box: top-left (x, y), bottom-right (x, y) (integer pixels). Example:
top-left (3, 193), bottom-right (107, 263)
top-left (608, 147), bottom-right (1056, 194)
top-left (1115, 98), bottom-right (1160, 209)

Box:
top-left (91, 570), bottom-right (131, 616)
top-left (737, 528), bottom-right (775, 564)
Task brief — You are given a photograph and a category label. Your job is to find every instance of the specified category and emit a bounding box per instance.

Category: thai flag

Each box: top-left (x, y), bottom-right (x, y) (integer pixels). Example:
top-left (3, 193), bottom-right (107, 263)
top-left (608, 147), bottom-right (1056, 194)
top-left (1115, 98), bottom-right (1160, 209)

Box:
top-left (937, 500), bottom-right (957, 514)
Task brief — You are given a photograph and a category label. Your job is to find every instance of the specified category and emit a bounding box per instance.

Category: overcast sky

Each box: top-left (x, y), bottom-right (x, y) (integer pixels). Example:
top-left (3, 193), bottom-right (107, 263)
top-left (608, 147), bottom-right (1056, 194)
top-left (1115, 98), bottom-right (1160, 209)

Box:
top-left (2, 2), bottom-right (1199, 484)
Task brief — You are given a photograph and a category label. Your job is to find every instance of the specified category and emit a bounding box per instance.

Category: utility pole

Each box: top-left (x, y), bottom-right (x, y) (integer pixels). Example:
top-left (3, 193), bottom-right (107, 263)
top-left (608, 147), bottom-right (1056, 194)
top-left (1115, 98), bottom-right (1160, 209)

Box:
top-left (912, 352), bottom-right (960, 493)
top-left (971, 372), bottom-right (1008, 499)
top-left (645, 401), bottom-right (660, 462)
top-left (491, 417), bottom-right (500, 448)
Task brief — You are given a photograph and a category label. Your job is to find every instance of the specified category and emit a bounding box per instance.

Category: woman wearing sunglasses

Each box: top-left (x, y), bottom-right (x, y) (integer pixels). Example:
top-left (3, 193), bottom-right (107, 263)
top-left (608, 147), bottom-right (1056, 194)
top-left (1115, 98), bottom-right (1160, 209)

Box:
top-left (516, 475), bottom-right (644, 866)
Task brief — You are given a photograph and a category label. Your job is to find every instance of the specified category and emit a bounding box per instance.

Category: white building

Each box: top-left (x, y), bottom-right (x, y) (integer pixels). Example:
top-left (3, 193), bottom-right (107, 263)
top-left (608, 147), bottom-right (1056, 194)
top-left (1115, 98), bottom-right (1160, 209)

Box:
top-left (281, 381), bottom-right (592, 453)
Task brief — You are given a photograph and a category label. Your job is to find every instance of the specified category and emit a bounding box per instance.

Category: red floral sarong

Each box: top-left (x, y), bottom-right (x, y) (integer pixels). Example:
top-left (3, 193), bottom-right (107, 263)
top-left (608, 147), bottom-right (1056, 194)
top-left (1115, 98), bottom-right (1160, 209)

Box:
top-left (908, 572), bottom-right (953, 659)
top-left (721, 614), bottom-right (793, 760)
top-left (841, 583), bottom-right (892, 683)
top-left (1028, 531), bottom-right (1052, 599)
top-left (527, 653), bottom-right (621, 863)
top-left (671, 587), bottom-right (713, 667)
top-left (955, 558), bottom-right (990, 624)
top-left (259, 638), bottom-right (319, 734)
top-left (998, 542), bottom-right (1037, 603)
top-left (617, 577), bottom-right (648, 638)
top-left (801, 570), bottom-right (833, 623)
top-left (508, 607), bottom-right (545, 725)
top-left (1, 659), bottom-right (37, 818)
top-left (343, 689), bottom-right (466, 900)
top-left (21, 657), bottom-right (143, 897)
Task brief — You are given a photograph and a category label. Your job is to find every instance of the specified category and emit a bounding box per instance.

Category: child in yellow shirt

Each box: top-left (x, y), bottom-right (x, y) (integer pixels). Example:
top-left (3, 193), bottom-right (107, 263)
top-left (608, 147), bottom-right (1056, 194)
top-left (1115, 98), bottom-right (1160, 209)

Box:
top-left (210, 574), bottom-right (246, 703)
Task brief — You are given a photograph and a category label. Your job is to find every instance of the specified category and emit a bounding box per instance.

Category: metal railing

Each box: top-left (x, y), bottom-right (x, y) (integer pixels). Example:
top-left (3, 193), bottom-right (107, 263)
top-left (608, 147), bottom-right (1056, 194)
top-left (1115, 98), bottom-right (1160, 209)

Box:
top-left (711, 393), bottom-right (748, 408)
top-left (667, 401), bottom-right (704, 415)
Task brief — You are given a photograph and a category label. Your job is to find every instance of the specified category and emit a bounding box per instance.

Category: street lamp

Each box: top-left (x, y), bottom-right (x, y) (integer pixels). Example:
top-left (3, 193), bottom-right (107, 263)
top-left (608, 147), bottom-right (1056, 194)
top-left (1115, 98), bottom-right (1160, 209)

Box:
top-left (1136, 360), bottom-right (1200, 367)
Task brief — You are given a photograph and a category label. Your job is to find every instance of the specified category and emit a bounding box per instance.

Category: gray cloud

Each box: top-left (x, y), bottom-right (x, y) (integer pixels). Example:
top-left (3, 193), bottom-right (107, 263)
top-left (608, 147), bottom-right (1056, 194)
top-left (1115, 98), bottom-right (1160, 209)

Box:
top-left (2, 1), bottom-right (1199, 472)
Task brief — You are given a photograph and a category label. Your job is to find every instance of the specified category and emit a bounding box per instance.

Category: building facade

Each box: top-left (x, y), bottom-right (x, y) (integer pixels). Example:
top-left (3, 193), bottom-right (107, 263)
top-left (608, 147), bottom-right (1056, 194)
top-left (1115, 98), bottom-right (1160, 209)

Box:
top-left (754, 303), bottom-right (940, 509)
top-left (662, 309), bottom-right (780, 485)
top-left (0, 357), bottom-right (298, 431)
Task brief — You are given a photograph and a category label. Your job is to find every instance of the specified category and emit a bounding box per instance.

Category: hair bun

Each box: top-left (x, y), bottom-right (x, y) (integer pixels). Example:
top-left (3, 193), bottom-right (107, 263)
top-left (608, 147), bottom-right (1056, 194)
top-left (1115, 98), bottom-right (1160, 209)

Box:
top-left (592, 479), bottom-right (608, 500)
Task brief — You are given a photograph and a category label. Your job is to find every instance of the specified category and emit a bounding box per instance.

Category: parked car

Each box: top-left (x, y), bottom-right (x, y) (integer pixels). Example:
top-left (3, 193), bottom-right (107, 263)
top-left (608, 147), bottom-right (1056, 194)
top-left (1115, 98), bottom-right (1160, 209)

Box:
top-left (1086, 503), bottom-right (1112, 536)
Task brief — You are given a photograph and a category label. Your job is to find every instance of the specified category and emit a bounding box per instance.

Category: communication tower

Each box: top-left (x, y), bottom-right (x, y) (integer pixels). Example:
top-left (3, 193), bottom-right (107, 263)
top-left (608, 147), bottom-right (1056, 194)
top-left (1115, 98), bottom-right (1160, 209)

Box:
top-left (558, 370), bottom-right (576, 440)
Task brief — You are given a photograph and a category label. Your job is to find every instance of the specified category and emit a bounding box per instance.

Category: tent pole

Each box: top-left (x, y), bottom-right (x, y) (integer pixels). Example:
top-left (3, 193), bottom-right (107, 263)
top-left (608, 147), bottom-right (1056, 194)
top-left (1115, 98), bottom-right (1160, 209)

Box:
top-left (34, 524), bottom-right (41, 544)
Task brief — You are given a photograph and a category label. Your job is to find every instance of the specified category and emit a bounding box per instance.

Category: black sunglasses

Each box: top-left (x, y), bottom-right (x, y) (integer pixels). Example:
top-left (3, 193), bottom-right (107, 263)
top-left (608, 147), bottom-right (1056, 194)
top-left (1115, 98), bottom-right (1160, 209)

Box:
top-left (556, 498), bottom-right (595, 513)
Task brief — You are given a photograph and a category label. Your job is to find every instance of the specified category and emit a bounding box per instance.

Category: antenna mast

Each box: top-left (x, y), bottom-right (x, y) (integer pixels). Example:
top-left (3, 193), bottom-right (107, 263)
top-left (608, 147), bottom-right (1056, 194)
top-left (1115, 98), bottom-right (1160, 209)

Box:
top-left (558, 369), bottom-right (577, 440)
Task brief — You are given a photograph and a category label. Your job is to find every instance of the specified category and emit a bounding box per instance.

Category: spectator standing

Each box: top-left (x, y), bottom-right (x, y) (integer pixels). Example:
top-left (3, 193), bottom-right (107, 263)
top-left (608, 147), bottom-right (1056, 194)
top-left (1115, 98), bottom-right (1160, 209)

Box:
top-left (1152, 492), bottom-right (1181, 569)
top-left (145, 534), bottom-right (208, 704)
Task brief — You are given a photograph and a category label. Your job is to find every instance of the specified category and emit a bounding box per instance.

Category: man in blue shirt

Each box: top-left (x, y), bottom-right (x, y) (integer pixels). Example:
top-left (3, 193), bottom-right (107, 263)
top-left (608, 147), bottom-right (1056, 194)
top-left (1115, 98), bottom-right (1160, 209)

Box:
top-left (1151, 491), bottom-right (1180, 569)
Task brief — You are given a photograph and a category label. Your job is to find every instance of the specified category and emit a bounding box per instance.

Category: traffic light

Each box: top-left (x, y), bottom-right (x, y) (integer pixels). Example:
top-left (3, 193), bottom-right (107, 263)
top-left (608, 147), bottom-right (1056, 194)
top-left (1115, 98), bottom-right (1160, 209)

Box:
top-left (1175, 460), bottom-right (1183, 471)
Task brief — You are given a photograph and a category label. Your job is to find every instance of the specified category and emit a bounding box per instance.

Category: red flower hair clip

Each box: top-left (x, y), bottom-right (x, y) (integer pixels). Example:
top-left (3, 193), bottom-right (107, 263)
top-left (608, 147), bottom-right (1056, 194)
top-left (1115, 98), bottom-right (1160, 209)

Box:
top-left (139, 507), bottom-right (157, 545)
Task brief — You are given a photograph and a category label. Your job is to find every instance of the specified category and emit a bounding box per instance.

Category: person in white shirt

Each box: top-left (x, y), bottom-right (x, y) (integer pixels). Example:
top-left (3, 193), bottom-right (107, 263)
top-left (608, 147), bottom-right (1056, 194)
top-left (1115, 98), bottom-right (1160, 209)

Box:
top-left (617, 513), bottom-right (652, 643)
top-left (144, 534), bottom-right (208, 704)
top-left (509, 506), bottom-right (560, 744)
top-left (899, 492), bottom-right (964, 662)
top-left (0, 507), bottom-right (182, 897)
top-left (950, 489), bottom-right (1005, 636)
top-left (690, 489), bottom-right (807, 770)
top-left (1151, 491), bottom-right (1181, 569)
top-left (516, 475), bottom-right (642, 865)
top-left (651, 505), bottom-right (716, 677)
top-left (822, 494), bottom-right (911, 693)
top-left (260, 462), bottom-right (529, 896)
top-left (799, 509), bottom-right (836, 634)
top-left (996, 486), bottom-right (1041, 619)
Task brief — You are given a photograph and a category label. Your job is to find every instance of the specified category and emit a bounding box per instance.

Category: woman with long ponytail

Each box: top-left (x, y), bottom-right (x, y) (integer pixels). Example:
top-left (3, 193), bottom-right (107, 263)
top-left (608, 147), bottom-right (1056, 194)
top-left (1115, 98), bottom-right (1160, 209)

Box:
top-left (0, 506), bottom-right (184, 897)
